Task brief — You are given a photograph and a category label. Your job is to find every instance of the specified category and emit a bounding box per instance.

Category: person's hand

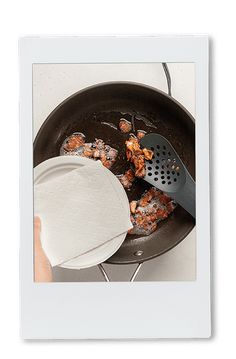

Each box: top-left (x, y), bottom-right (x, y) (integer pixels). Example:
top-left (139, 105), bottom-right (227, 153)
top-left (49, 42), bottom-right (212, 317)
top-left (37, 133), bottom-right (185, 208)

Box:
top-left (34, 216), bottom-right (53, 282)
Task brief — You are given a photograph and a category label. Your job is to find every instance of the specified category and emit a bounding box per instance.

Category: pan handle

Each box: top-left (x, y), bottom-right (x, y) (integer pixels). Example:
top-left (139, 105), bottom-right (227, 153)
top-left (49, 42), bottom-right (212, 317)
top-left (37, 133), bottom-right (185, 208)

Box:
top-left (162, 63), bottom-right (172, 97)
top-left (98, 262), bottom-right (143, 282)
top-left (98, 263), bottom-right (110, 281)
top-left (130, 263), bottom-right (143, 281)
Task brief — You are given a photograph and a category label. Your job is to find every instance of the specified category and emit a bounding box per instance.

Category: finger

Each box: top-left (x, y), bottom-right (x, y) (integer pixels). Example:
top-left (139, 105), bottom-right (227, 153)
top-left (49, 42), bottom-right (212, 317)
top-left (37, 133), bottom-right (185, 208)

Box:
top-left (34, 216), bottom-right (41, 245)
top-left (34, 216), bottom-right (41, 231)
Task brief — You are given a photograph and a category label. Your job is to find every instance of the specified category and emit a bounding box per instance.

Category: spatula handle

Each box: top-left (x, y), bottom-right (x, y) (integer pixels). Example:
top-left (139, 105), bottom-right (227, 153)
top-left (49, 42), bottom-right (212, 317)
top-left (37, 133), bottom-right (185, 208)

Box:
top-left (171, 174), bottom-right (196, 218)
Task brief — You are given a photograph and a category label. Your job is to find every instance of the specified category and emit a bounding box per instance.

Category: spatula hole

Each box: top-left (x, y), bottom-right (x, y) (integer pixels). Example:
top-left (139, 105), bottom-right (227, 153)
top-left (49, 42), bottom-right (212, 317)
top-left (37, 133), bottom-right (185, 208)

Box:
top-left (156, 159), bottom-right (160, 164)
top-left (154, 177), bottom-right (158, 181)
top-left (163, 145), bottom-right (166, 150)
top-left (162, 180), bottom-right (166, 184)
top-left (148, 172), bottom-right (152, 176)
top-left (177, 172), bottom-right (180, 176)
top-left (174, 178), bottom-right (177, 182)
top-left (161, 171), bottom-right (164, 174)
top-left (148, 160), bottom-right (153, 164)
top-left (168, 181), bottom-right (171, 185)
top-left (161, 175), bottom-right (165, 179)
top-left (157, 145), bottom-right (160, 149)
top-left (163, 151), bottom-right (166, 155)
top-left (155, 171), bottom-right (158, 175)
top-left (148, 166), bottom-right (152, 170)
top-left (150, 147), bottom-right (154, 151)
top-left (155, 166), bottom-right (159, 170)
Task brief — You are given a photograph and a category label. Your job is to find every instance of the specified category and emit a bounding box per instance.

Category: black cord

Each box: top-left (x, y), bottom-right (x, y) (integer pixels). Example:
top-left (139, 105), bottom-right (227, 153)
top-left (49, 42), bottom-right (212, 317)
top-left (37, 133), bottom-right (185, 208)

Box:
top-left (162, 63), bottom-right (172, 97)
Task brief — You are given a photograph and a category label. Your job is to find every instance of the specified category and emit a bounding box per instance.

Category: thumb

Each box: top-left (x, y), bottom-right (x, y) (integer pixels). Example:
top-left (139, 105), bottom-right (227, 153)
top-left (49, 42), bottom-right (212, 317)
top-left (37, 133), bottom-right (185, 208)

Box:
top-left (34, 216), bottom-right (41, 245)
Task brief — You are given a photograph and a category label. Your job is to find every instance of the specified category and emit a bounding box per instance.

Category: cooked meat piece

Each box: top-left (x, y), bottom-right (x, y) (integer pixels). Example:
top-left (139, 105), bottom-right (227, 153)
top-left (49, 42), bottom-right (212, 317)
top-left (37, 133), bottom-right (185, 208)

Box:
top-left (125, 137), bottom-right (143, 154)
top-left (61, 135), bottom-right (118, 169)
top-left (139, 189), bottom-right (155, 207)
top-left (63, 133), bottom-right (85, 151)
top-left (129, 213), bottom-right (157, 235)
top-left (132, 155), bottom-right (145, 178)
top-left (117, 175), bottom-right (130, 188)
top-left (83, 144), bottom-right (94, 158)
top-left (146, 221), bottom-right (157, 233)
top-left (158, 192), bottom-right (171, 205)
top-left (136, 130), bottom-right (147, 140)
top-left (103, 145), bottom-right (118, 168)
top-left (93, 148), bottom-right (100, 158)
top-left (105, 145), bottom-right (118, 160)
top-left (155, 208), bottom-right (169, 220)
top-left (125, 169), bottom-right (135, 182)
top-left (128, 187), bottom-right (176, 236)
top-left (117, 169), bottom-right (135, 189)
top-left (100, 150), bottom-right (112, 168)
top-left (149, 187), bottom-right (160, 198)
top-left (94, 138), bottom-right (105, 150)
top-left (125, 136), bottom-right (153, 178)
top-left (143, 148), bottom-right (154, 160)
top-left (119, 118), bottom-right (132, 133)
top-left (130, 201), bottom-right (137, 214)
top-left (166, 200), bottom-right (177, 214)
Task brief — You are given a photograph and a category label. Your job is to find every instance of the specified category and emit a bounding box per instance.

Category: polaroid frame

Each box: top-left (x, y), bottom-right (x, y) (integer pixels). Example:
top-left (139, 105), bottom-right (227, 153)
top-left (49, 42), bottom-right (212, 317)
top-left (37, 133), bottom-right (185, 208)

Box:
top-left (19, 36), bottom-right (210, 339)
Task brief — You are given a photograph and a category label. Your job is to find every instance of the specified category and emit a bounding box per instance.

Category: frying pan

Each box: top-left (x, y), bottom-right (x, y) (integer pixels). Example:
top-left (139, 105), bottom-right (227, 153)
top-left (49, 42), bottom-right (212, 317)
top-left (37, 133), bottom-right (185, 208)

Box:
top-left (34, 82), bottom-right (195, 265)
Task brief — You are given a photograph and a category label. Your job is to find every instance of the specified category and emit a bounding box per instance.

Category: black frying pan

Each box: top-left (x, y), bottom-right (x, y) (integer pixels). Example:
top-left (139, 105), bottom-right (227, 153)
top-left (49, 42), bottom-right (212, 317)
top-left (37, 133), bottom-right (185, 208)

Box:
top-left (34, 82), bottom-right (195, 264)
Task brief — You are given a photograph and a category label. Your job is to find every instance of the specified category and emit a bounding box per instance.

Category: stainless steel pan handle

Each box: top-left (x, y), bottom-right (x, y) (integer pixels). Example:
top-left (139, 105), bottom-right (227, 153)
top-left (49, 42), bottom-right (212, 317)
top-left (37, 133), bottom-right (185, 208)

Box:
top-left (98, 263), bottom-right (143, 282)
top-left (162, 63), bottom-right (172, 96)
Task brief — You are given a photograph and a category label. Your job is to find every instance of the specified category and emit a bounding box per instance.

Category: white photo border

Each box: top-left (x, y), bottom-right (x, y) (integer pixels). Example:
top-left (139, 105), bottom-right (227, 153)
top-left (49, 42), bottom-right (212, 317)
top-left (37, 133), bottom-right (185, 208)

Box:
top-left (19, 36), bottom-right (210, 339)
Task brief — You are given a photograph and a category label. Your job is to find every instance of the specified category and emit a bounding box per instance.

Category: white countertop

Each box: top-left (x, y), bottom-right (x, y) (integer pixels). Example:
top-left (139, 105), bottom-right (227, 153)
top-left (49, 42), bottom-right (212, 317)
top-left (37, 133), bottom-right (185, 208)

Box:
top-left (33, 63), bottom-right (196, 281)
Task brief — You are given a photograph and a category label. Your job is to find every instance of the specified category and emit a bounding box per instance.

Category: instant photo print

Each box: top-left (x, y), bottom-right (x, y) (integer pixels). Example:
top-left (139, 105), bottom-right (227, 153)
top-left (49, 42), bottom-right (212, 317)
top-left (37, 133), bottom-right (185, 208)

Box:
top-left (19, 36), bottom-right (210, 339)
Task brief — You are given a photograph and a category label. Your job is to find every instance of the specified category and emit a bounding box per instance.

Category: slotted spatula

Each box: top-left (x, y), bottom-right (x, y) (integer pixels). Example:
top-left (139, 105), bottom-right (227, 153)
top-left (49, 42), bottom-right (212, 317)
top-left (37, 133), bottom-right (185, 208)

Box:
top-left (140, 133), bottom-right (196, 218)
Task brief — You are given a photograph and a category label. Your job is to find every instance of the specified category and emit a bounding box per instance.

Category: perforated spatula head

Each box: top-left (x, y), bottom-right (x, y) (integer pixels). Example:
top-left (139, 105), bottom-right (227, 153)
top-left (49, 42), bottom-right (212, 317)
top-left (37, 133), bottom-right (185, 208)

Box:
top-left (140, 133), bottom-right (196, 218)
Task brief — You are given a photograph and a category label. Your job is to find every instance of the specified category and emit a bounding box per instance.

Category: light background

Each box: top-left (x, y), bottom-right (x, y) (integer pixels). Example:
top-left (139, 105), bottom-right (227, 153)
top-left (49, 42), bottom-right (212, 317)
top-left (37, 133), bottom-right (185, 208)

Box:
top-left (0, 0), bottom-right (233, 357)
top-left (33, 63), bottom-right (196, 282)
top-left (20, 37), bottom-right (209, 339)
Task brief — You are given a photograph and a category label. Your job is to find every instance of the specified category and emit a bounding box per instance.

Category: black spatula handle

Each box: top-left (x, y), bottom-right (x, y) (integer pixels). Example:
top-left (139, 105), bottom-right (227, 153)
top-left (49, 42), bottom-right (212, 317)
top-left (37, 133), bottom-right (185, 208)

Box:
top-left (170, 174), bottom-right (195, 218)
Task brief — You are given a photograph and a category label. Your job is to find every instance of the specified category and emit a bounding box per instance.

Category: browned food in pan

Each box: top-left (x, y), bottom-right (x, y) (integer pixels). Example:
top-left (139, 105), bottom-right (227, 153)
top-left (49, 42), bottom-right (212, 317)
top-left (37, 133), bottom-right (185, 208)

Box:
top-left (129, 187), bottom-right (176, 235)
top-left (119, 118), bottom-right (132, 133)
top-left (129, 200), bottom-right (137, 214)
top-left (83, 144), bottom-right (94, 158)
top-left (117, 169), bottom-right (135, 189)
top-left (62, 133), bottom-right (85, 151)
top-left (125, 136), bottom-right (154, 178)
top-left (60, 134), bottom-right (118, 169)
top-left (136, 130), bottom-right (147, 140)
top-left (142, 148), bottom-right (153, 160)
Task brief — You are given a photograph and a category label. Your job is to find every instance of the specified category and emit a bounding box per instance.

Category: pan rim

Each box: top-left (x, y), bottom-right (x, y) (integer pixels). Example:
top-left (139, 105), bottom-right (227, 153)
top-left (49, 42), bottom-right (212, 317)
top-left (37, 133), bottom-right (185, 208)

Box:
top-left (106, 224), bottom-right (195, 265)
top-left (34, 81), bottom-right (195, 146)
